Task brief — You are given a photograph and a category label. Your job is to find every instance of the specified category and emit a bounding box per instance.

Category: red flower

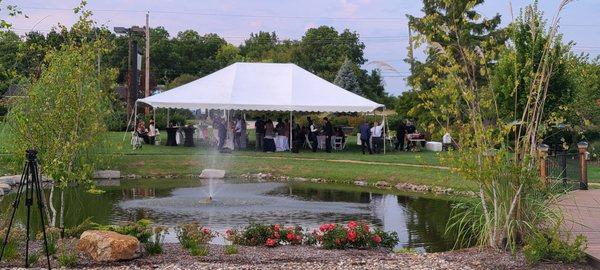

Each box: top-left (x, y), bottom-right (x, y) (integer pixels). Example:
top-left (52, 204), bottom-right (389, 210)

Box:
top-left (363, 223), bottom-right (370, 232)
top-left (286, 232), bottom-right (295, 241)
top-left (274, 224), bottom-right (280, 232)
top-left (372, 235), bottom-right (382, 244)
top-left (348, 221), bottom-right (358, 230)
top-left (265, 238), bottom-right (277, 247)
top-left (225, 229), bottom-right (233, 236)
top-left (347, 230), bottom-right (357, 242)
top-left (295, 235), bottom-right (302, 242)
top-left (273, 232), bottom-right (280, 239)
top-left (320, 224), bottom-right (332, 232)
top-left (202, 227), bottom-right (210, 234)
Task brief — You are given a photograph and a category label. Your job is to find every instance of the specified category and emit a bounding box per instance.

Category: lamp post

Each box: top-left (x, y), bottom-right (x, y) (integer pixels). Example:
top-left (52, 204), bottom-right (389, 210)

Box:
top-left (114, 26), bottom-right (146, 116)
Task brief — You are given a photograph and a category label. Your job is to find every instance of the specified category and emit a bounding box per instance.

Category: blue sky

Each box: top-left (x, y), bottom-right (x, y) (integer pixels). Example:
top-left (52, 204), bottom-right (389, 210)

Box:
top-left (5, 0), bottom-right (600, 95)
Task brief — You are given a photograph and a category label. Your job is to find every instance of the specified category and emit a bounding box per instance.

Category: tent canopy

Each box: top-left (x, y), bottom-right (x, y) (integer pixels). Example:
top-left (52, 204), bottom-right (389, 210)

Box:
top-left (137, 62), bottom-right (383, 112)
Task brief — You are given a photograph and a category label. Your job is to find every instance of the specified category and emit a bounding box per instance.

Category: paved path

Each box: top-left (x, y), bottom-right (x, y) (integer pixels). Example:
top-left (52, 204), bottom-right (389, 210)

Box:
top-left (559, 189), bottom-right (600, 265)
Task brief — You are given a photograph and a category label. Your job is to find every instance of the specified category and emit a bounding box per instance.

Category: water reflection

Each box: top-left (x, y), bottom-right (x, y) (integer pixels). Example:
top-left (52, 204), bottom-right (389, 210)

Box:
top-left (0, 179), bottom-right (457, 252)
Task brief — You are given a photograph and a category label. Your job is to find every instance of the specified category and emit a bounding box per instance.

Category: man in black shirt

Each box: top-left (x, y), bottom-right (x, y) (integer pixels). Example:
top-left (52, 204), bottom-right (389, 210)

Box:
top-left (395, 120), bottom-right (406, 151)
top-left (255, 116), bottom-right (265, 151)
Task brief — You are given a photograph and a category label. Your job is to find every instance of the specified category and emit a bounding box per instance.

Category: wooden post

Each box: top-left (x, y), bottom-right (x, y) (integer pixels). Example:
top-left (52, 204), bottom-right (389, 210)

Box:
top-left (578, 141), bottom-right (589, 190)
top-left (144, 12), bottom-right (150, 115)
top-left (538, 144), bottom-right (549, 186)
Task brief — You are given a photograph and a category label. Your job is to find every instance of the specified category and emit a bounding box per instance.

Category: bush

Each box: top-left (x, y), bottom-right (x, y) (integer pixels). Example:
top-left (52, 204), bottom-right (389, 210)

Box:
top-left (226, 224), bottom-right (303, 247)
top-left (36, 227), bottom-right (62, 255)
top-left (105, 106), bottom-right (128, 131)
top-left (310, 221), bottom-right (398, 249)
top-left (523, 229), bottom-right (587, 264)
top-left (145, 226), bottom-right (167, 255)
top-left (57, 242), bottom-right (78, 268)
top-left (0, 227), bottom-right (25, 260)
top-left (224, 245), bottom-right (239, 255)
top-left (99, 219), bottom-right (153, 243)
top-left (177, 222), bottom-right (214, 255)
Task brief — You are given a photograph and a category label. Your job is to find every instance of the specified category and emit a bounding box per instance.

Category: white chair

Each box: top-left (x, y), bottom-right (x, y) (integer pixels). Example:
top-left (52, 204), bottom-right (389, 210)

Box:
top-left (131, 132), bottom-right (143, 150)
top-left (303, 134), bottom-right (313, 150)
top-left (154, 129), bottom-right (161, 145)
top-left (333, 136), bottom-right (343, 150)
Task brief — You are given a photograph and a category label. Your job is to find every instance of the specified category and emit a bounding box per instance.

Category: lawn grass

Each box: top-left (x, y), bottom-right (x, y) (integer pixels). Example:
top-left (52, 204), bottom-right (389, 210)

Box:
top-left (1, 128), bottom-right (598, 191)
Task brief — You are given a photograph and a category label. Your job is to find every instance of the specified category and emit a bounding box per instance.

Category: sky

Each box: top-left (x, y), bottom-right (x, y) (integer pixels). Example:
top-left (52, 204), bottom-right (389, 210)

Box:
top-left (4, 0), bottom-right (600, 95)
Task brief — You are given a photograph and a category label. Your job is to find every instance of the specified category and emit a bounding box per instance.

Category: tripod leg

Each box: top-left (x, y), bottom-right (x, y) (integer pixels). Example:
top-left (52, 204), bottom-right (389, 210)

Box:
top-left (25, 162), bottom-right (33, 268)
top-left (0, 161), bottom-right (29, 262)
top-left (32, 162), bottom-right (52, 269)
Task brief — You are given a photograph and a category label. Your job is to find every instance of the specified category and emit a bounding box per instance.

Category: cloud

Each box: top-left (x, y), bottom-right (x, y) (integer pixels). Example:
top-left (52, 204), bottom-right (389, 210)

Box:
top-left (338, 0), bottom-right (359, 17)
top-left (304, 22), bottom-right (317, 30)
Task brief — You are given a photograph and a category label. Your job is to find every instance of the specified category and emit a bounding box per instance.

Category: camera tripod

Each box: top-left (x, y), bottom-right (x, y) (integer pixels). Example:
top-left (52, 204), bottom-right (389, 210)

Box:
top-left (0, 149), bottom-right (51, 269)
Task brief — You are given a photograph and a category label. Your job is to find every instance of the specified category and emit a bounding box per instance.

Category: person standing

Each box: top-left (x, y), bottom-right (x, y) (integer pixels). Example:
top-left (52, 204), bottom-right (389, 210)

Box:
top-left (359, 120), bottom-right (372, 154)
top-left (371, 120), bottom-right (384, 154)
top-left (217, 118), bottom-right (227, 150)
top-left (394, 120), bottom-right (406, 151)
top-left (323, 117), bottom-right (333, 153)
top-left (234, 116), bottom-right (243, 150)
top-left (255, 116), bottom-right (265, 151)
top-left (148, 118), bottom-right (157, 145)
top-left (308, 117), bottom-right (318, 152)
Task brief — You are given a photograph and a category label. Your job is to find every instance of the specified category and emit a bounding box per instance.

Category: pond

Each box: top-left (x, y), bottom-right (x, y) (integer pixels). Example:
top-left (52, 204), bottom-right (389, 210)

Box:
top-left (0, 179), bottom-right (459, 252)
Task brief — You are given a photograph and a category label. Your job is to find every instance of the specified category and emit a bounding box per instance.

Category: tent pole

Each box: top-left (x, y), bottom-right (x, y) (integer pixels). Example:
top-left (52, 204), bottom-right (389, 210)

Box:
top-left (123, 107), bottom-right (135, 142)
top-left (289, 110), bottom-right (293, 153)
top-left (134, 101), bottom-right (138, 133)
top-left (382, 106), bottom-right (386, 155)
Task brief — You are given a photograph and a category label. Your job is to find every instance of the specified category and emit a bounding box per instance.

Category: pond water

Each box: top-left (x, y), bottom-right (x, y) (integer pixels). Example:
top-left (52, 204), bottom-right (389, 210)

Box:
top-left (0, 179), bottom-right (459, 252)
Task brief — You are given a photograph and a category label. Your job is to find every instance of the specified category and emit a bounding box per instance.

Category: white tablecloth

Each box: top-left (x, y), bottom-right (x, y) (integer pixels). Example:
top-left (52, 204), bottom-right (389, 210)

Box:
top-left (275, 136), bottom-right (289, 151)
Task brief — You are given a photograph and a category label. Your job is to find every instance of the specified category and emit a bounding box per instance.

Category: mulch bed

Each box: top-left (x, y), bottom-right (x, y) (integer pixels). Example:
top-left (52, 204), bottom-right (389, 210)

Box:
top-left (0, 242), bottom-right (592, 269)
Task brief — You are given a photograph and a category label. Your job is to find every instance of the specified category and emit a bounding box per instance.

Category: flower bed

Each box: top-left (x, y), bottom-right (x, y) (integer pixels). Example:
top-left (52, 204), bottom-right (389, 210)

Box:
top-left (225, 221), bottom-right (398, 249)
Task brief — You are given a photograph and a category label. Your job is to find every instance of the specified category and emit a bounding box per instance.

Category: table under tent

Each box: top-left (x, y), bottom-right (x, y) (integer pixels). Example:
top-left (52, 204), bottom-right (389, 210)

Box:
top-left (130, 62), bottom-right (387, 152)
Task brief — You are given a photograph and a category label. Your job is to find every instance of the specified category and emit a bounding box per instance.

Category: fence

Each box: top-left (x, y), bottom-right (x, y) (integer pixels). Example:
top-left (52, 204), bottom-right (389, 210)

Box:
top-left (539, 142), bottom-right (589, 190)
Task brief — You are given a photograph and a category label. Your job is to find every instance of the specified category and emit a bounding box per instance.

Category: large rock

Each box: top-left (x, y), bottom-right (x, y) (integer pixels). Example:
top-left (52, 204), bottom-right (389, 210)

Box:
top-left (0, 183), bottom-right (11, 193)
top-left (0, 175), bottom-right (20, 186)
top-left (199, 169), bottom-right (226, 179)
top-left (93, 170), bottom-right (121, 179)
top-left (76, 230), bottom-right (140, 262)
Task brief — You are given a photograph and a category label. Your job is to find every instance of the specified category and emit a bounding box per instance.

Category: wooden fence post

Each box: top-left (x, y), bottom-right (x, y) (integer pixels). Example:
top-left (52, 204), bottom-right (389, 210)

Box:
top-left (538, 144), bottom-right (549, 186)
top-left (578, 141), bottom-right (589, 190)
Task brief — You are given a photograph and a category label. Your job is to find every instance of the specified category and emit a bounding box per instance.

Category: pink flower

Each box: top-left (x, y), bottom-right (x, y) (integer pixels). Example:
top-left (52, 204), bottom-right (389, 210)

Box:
top-left (347, 230), bottom-right (357, 242)
top-left (202, 227), bottom-right (210, 234)
top-left (286, 233), bottom-right (295, 241)
top-left (273, 232), bottom-right (280, 239)
top-left (348, 221), bottom-right (357, 230)
top-left (372, 235), bottom-right (382, 244)
top-left (274, 224), bottom-right (280, 232)
top-left (295, 235), bottom-right (302, 242)
top-left (363, 223), bottom-right (370, 232)
top-left (265, 238), bottom-right (277, 247)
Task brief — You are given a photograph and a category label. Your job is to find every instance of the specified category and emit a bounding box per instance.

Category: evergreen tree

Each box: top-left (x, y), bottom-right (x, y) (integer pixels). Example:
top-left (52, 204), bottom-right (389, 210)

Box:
top-left (334, 59), bottom-right (362, 96)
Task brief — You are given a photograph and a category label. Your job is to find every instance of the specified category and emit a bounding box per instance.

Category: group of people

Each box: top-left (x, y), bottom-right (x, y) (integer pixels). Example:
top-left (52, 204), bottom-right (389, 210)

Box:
top-left (254, 116), bottom-right (347, 153)
top-left (358, 120), bottom-right (385, 154)
top-left (135, 119), bottom-right (157, 146)
top-left (393, 120), bottom-right (418, 151)
top-left (212, 115), bottom-right (247, 152)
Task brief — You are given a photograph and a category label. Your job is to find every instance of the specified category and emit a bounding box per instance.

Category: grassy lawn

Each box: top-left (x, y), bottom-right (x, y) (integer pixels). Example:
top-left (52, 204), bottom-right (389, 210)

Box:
top-left (1, 128), bottom-right (598, 192)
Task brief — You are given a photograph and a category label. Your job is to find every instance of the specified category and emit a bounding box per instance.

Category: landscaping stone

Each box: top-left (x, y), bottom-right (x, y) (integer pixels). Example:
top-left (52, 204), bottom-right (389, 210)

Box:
top-left (93, 170), bottom-right (121, 179)
top-left (0, 183), bottom-right (11, 193)
top-left (199, 169), bottom-right (226, 179)
top-left (0, 175), bottom-right (19, 186)
top-left (375, 181), bottom-right (390, 188)
top-left (76, 230), bottom-right (141, 262)
top-left (354, 180), bottom-right (367, 186)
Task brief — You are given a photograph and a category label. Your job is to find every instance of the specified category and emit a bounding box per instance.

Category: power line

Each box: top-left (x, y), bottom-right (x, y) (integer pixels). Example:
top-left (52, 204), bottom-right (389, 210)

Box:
top-left (19, 6), bottom-right (407, 21)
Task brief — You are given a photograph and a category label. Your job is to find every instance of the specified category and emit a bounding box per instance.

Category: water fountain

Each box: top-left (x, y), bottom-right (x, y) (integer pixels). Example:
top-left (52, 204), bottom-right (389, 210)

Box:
top-left (199, 169), bottom-right (226, 203)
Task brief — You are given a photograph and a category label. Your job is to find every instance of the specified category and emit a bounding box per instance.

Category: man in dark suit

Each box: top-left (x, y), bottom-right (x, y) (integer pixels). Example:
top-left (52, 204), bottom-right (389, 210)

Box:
top-left (359, 120), bottom-right (372, 154)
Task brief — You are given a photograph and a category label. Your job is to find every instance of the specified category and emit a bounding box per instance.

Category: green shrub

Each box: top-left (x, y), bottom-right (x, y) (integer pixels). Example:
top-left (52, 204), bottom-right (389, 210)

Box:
top-left (57, 246), bottom-right (78, 267)
top-left (0, 227), bottom-right (25, 260)
top-left (100, 219), bottom-right (153, 243)
top-left (224, 245), bottom-right (239, 255)
top-left (64, 217), bottom-right (100, 238)
top-left (394, 247), bottom-right (417, 253)
top-left (189, 245), bottom-right (209, 256)
top-left (145, 226), bottom-right (167, 255)
top-left (524, 230), bottom-right (587, 264)
top-left (27, 252), bottom-right (39, 266)
top-left (36, 227), bottom-right (62, 255)
top-left (226, 224), bottom-right (303, 247)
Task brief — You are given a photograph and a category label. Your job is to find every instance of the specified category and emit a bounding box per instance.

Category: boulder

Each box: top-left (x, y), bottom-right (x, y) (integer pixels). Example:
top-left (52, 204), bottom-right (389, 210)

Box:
top-left (199, 169), bottom-right (226, 179)
top-left (0, 183), bottom-right (11, 193)
top-left (93, 170), bottom-right (121, 179)
top-left (77, 230), bottom-right (140, 262)
top-left (0, 175), bottom-right (20, 186)
top-left (375, 181), bottom-right (391, 188)
top-left (354, 180), bottom-right (367, 187)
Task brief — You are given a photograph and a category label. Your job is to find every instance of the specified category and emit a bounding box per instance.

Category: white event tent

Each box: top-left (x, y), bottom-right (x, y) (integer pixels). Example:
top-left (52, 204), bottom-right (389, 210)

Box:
top-left (133, 62), bottom-right (386, 151)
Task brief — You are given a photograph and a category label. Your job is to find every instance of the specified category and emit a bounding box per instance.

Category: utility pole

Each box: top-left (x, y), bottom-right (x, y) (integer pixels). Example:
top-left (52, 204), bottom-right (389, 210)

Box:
top-left (144, 12), bottom-right (151, 115)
